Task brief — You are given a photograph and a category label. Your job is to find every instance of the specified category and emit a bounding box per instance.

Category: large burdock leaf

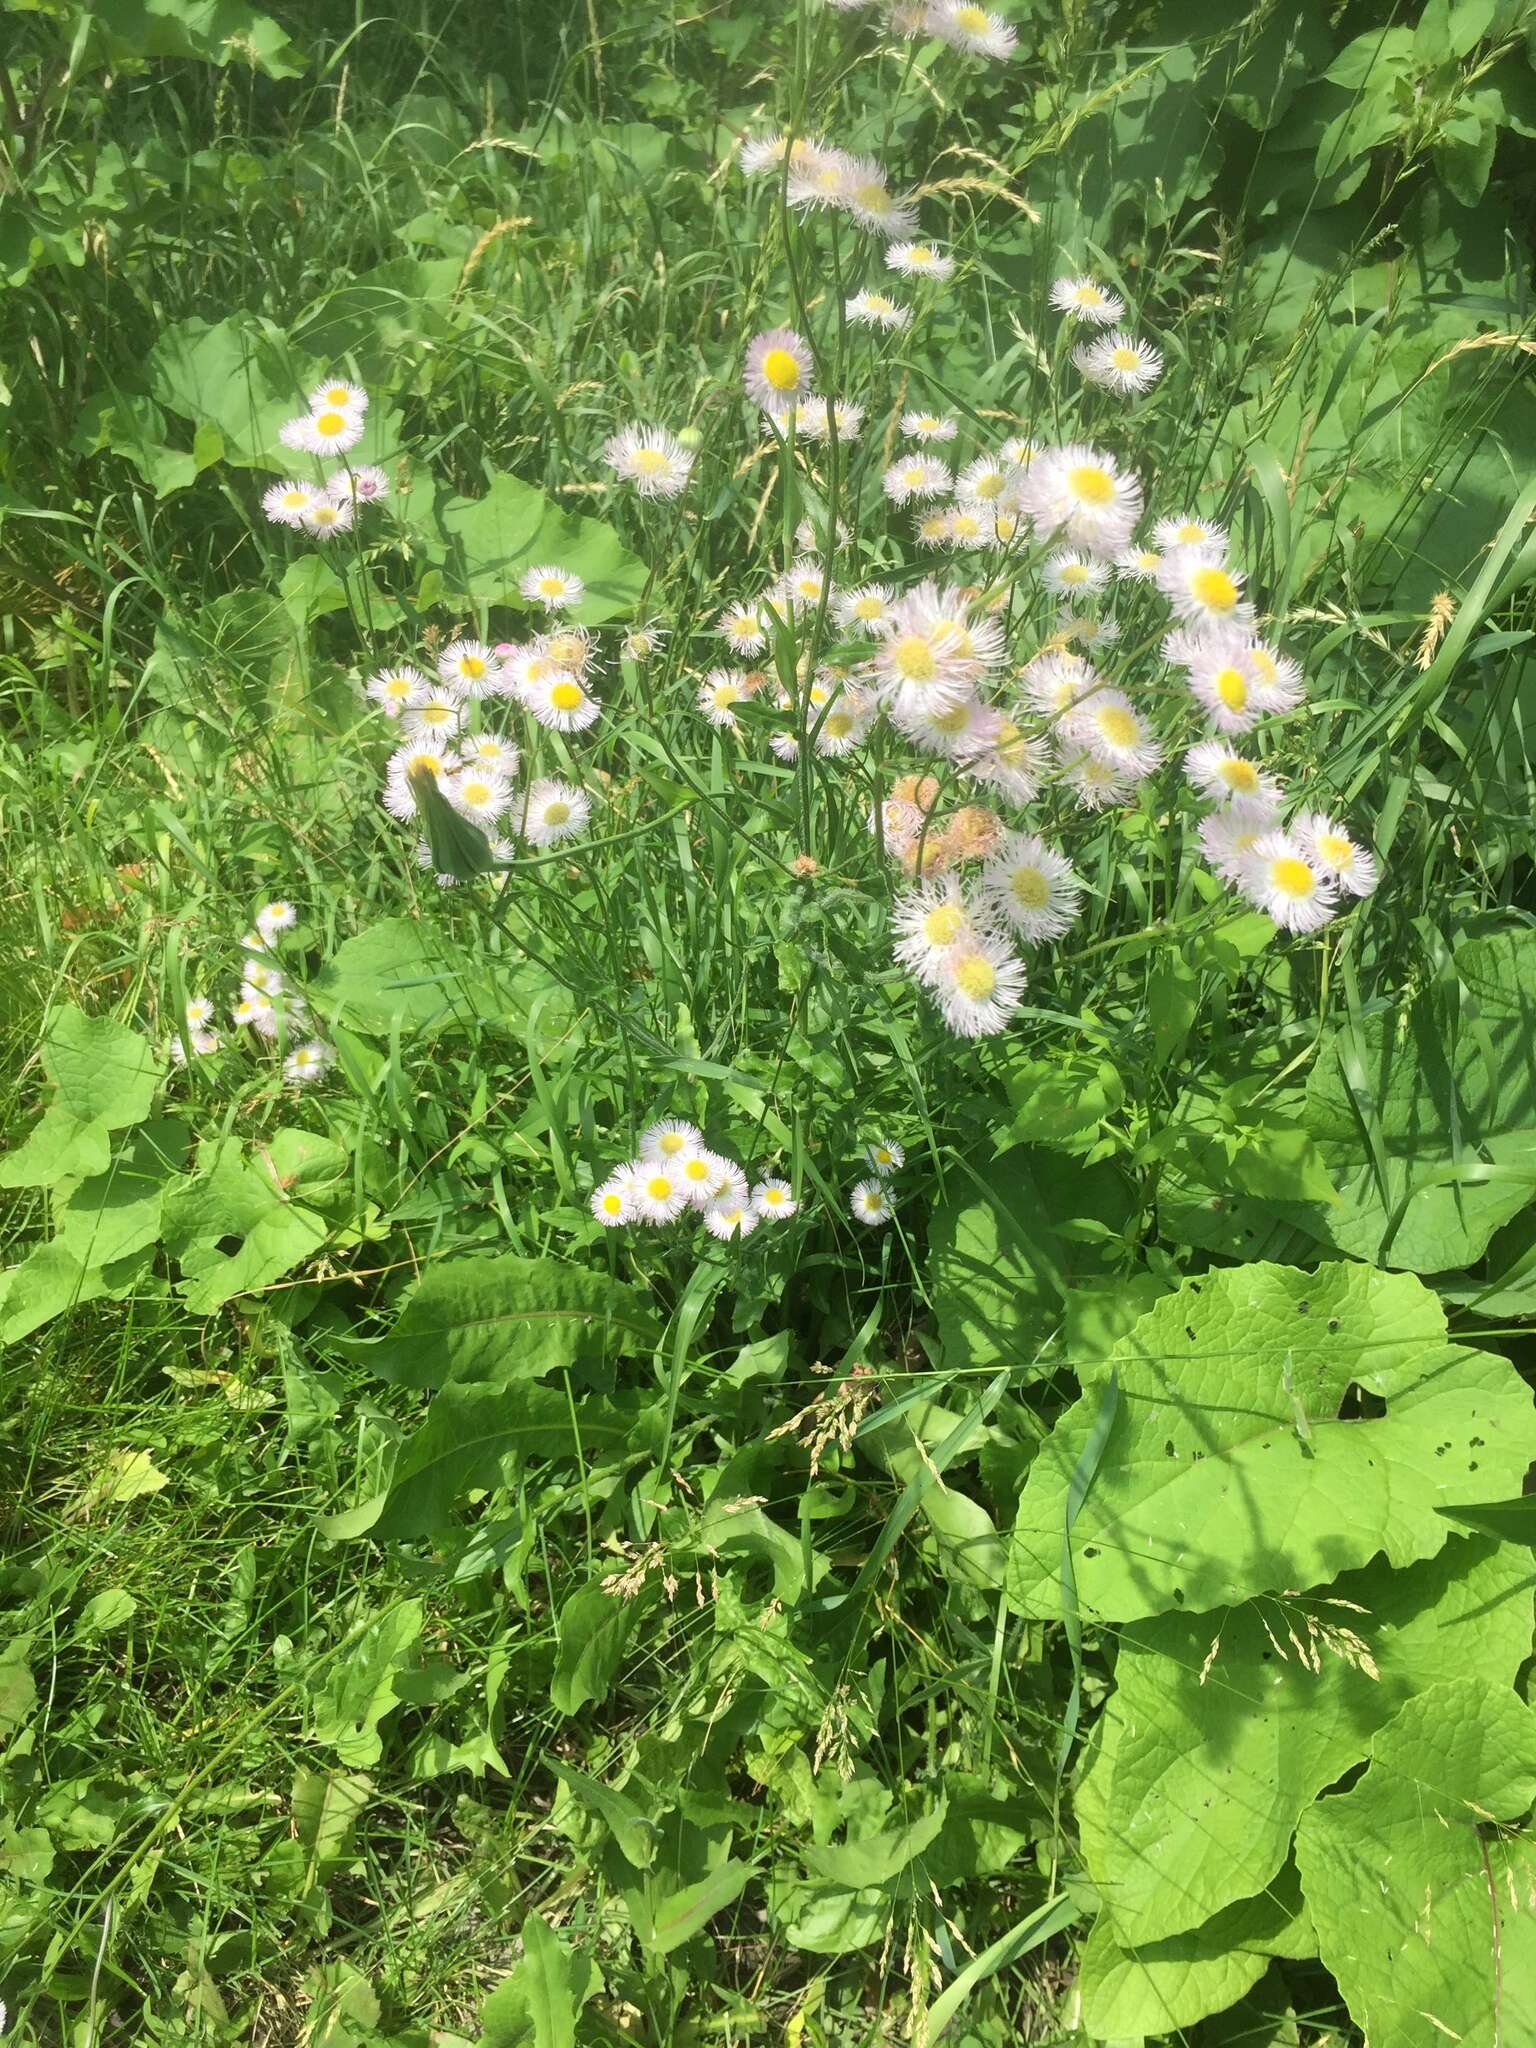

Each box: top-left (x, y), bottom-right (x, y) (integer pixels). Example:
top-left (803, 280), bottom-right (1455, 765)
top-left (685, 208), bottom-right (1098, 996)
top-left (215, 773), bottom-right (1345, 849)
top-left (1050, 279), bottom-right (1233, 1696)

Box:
top-left (162, 1135), bottom-right (337, 1313)
top-left (1007, 1262), bottom-right (1536, 1622)
top-left (1081, 1535), bottom-right (1532, 1944)
top-left (0, 1006), bottom-right (161, 1190)
top-left (1296, 1681), bottom-right (1536, 2048)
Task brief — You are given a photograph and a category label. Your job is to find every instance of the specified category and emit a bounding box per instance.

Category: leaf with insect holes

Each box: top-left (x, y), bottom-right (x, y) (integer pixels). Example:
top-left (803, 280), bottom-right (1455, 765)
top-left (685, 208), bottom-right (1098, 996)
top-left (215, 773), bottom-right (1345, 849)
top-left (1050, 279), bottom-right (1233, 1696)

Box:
top-left (1082, 1535), bottom-right (1533, 1945)
top-left (161, 1135), bottom-right (338, 1313)
top-left (1296, 1681), bottom-right (1536, 2048)
top-left (1007, 1261), bottom-right (1536, 1622)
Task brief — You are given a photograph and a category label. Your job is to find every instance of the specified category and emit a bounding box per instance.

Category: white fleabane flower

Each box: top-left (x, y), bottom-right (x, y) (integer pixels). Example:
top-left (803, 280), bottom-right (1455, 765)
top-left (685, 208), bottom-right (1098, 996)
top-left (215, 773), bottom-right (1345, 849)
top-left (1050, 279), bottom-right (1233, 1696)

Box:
top-left (955, 454), bottom-right (1018, 506)
top-left (328, 463), bottom-right (389, 504)
top-left (1197, 798), bottom-right (1283, 886)
top-left (965, 718), bottom-right (1046, 804)
top-left (813, 686), bottom-right (875, 756)
top-left (459, 733), bottom-right (521, 777)
top-left (520, 564), bottom-right (584, 611)
top-left (934, 937), bottom-right (1027, 1038)
top-left (591, 1174), bottom-right (634, 1227)
top-left (847, 288), bottom-right (911, 330)
top-left (717, 602), bottom-right (768, 655)
top-left (364, 663), bottom-right (430, 720)
top-left (1043, 548), bottom-right (1111, 597)
top-left (850, 1177), bottom-right (894, 1225)
top-left (1024, 649), bottom-right (1098, 718)
top-left (1238, 832), bottom-right (1340, 933)
top-left (447, 767), bottom-right (511, 826)
top-left (522, 778), bottom-right (592, 847)
top-left (382, 743), bottom-right (450, 820)
top-left (437, 639), bottom-right (502, 698)
top-left (866, 1139), bottom-right (905, 1176)
top-left (282, 406), bottom-right (365, 457)
top-left (834, 582), bottom-right (896, 632)
top-left (901, 410), bottom-right (958, 443)
top-left (301, 497), bottom-right (354, 539)
top-left (308, 379), bottom-right (367, 416)
top-left (770, 730), bottom-right (799, 761)
top-left (284, 1041), bottom-right (332, 1086)
top-left (786, 143), bottom-right (857, 211)
top-left (1065, 689), bottom-right (1164, 778)
top-left (1116, 544), bottom-right (1163, 581)
top-left (705, 1195), bottom-right (761, 1240)
top-left (1295, 812), bottom-right (1380, 898)
top-left (1156, 543), bottom-right (1252, 627)
top-left (524, 672), bottom-right (601, 732)
top-left (232, 991), bottom-right (276, 1035)
top-left (927, 1), bottom-right (1018, 56)
top-left (887, 240), bottom-right (955, 281)
top-left (699, 669), bottom-right (749, 732)
top-left (883, 453), bottom-right (953, 505)
top-left (744, 326), bottom-right (815, 414)
top-left (262, 479), bottom-right (318, 527)
top-left (739, 131), bottom-right (826, 179)
top-left (1154, 514), bottom-right (1228, 553)
top-left (780, 558), bottom-right (828, 610)
top-left (1022, 443), bottom-right (1142, 553)
top-left (892, 879), bottom-right (984, 984)
top-left (1074, 330), bottom-right (1164, 394)
top-left (184, 997), bottom-right (214, 1030)
top-left (1063, 749), bottom-right (1140, 813)
top-left (841, 156), bottom-right (920, 238)
top-left (1242, 638), bottom-right (1307, 714)
top-left (622, 623), bottom-right (667, 662)
top-left (979, 833), bottom-right (1084, 942)
top-left (1049, 276), bottom-right (1125, 324)
top-left (602, 423), bottom-right (695, 499)
top-left (639, 1119), bottom-right (704, 1164)
top-left (256, 898), bottom-right (297, 937)
top-left (170, 1029), bottom-right (222, 1065)
top-left (402, 690), bottom-right (465, 740)
top-left (753, 1178), bottom-right (798, 1219)
top-left (1184, 740), bottom-right (1284, 807)
top-left (634, 1164), bottom-right (690, 1224)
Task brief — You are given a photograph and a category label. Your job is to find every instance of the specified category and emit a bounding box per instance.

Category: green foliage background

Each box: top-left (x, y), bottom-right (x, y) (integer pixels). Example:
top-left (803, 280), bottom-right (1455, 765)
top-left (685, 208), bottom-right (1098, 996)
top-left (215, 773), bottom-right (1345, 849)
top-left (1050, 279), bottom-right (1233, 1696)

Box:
top-left (1, 0), bottom-right (1535, 2043)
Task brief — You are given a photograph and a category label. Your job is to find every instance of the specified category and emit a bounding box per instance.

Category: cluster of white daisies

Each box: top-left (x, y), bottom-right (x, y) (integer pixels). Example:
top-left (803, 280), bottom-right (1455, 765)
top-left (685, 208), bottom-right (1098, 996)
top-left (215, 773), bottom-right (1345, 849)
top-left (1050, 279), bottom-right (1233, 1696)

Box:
top-left (590, 1124), bottom-right (906, 1236)
top-left (262, 380), bottom-right (389, 538)
top-left (169, 898), bottom-right (333, 1086)
top-left (590, 1121), bottom-right (797, 1239)
top-left (825, 1), bottom-right (1020, 67)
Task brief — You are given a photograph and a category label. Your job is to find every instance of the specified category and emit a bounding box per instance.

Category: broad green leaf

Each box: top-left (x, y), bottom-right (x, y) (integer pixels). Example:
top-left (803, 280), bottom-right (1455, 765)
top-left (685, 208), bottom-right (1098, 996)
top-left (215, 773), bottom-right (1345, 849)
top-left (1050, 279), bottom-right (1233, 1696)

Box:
top-left (81, 0), bottom-right (307, 77)
top-left (802, 1796), bottom-right (947, 1889)
top-left (313, 918), bottom-right (568, 1037)
top-left (630, 1858), bottom-right (754, 1954)
top-left (1437, 1493), bottom-right (1536, 1544)
top-left (307, 1601), bottom-right (423, 1767)
top-left (1007, 1262), bottom-right (1536, 1621)
top-left (438, 468), bottom-right (647, 625)
top-left (549, 1582), bottom-right (647, 1716)
top-left (371, 1381), bottom-right (640, 1540)
top-left (478, 1911), bottom-right (588, 2048)
top-left (291, 1767), bottom-right (372, 1890)
top-left (0, 1637), bottom-right (37, 1740)
top-left (548, 1760), bottom-right (659, 1870)
top-left (0, 1243), bottom-right (131, 1344)
top-left (161, 1137), bottom-right (331, 1312)
top-left (1084, 1535), bottom-right (1533, 1943)
top-left (68, 1447), bottom-right (170, 1515)
top-left (1296, 1681), bottom-right (1536, 2048)
top-left (1080, 1868), bottom-right (1312, 2039)
top-left (928, 1145), bottom-right (1131, 1370)
top-left (0, 1006), bottom-right (160, 1191)
top-left (356, 1254), bottom-right (659, 1389)
top-left (52, 1117), bottom-right (188, 1268)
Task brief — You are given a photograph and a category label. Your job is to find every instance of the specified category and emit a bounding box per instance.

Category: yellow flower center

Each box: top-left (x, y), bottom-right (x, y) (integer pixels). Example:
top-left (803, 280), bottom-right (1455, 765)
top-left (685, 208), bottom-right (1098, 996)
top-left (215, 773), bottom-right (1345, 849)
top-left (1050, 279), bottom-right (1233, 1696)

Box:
top-left (544, 801), bottom-right (571, 825)
top-left (1191, 566), bottom-right (1239, 612)
top-left (931, 703), bottom-right (973, 735)
top-left (1219, 759), bottom-right (1260, 794)
top-left (954, 3), bottom-right (990, 27)
top-left (281, 490), bottom-right (307, 509)
top-left (420, 702), bottom-right (452, 724)
top-left (1215, 668), bottom-right (1249, 711)
top-left (1060, 562), bottom-right (1090, 585)
top-left (922, 904), bottom-right (966, 946)
top-left (952, 513), bottom-right (982, 538)
top-left (411, 754), bottom-right (443, 778)
top-left (683, 1158), bottom-right (712, 1183)
top-left (315, 411), bottom-right (347, 437)
top-left (764, 1188), bottom-right (785, 1206)
top-left (1111, 347), bottom-right (1141, 371)
top-left (1096, 706), bottom-right (1139, 748)
top-left (632, 446), bottom-right (669, 474)
top-left (853, 180), bottom-right (886, 210)
top-left (1176, 523), bottom-right (1206, 544)
top-left (863, 1188), bottom-right (885, 1211)
top-left (853, 595), bottom-right (885, 620)
top-left (824, 712), bottom-right (853, 738)
top-left (890, 635), bottom-right (938, 684)
top-left (1250, 648), bottom-right (1278, 681)
top-left (461, 654), bottom-right (486, 678)
top-left (600, 1192), bottom-right (624, 1215)
top-left (1074, 285), bottom-right (1105, 306)
top-left (1269, 857), bottom-right (1315, 900)
top-left (908, 245), bottom-right (935, 265)
top-left (657, 1132), bottom-right (686, 1156)
top-left (1318, 833), bottom-right (1354, 868)
top-left (901, 466), bottom-right (925, 487)
top-left (953, 954), bottom-right (997, 1001)
top-left (866, 294), bottom-right (893, 314)
top-left (712, 685), bottom-right (740, 710)
top-left (312, 506), bottom-right (339, 525)
top-left (646, 1175), bottom-right (674, 1201)
top-left (762, 347), bottom-right (802, 393)
top-left (1068, 464), bottom-right (1115, 505)
top-left (461, 780), bottom-right (492, 806)
top-left (539, 575), bottom-right (567, 597)
top-left (1011, 867), bottom-right (1049, 909)
top-left (917, 416), bottom-right (940, 432)
top-left (550, 681), bottom-right (584, 711)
